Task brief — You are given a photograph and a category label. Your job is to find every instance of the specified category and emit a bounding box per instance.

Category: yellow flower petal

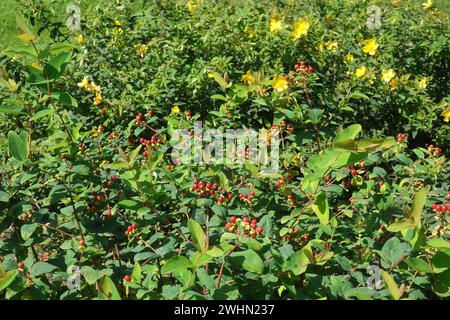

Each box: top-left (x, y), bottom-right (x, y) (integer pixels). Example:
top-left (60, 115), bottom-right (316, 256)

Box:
top-left (272, 75), bottom-right (288, 92)
top-left (241, 70), bottom-right (256, 85)
top-left (362, 38), bottom-right (378, 56)
top-left (441, 108), bottom-right (450, 122)
top-left (270, 19), bottom-right (283, 32)
top-left (292, 18), bottom-right (310, 39)
top-left (381, 69), bottom-right (396, 83)
top-left (355, 66), bottom-right (366, 78)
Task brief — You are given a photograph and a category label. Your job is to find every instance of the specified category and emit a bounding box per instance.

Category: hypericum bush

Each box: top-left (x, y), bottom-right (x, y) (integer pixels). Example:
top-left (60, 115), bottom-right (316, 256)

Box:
top-left (0, 0), bottom-right (448, 300)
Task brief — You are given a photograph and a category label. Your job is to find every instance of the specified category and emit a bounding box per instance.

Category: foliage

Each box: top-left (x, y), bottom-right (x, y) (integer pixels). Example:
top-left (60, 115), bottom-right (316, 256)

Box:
top-left (0, 0), bottom-right (449, 300)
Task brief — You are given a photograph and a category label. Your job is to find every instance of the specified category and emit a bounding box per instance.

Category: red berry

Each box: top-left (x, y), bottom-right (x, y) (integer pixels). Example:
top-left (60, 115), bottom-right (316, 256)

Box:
top-left (225, 223), bottom-right (231, 230)
top-left (294, 64), bottom-right (300, 70)
top-left (193, 183), bottom-right (198, 190)
top-left (227, 194), bottom-right (233, 201)
top-left (303, 235), bottom-right (309, 241)
top-left (251, 219), bottom-right (257, 225)
top-left (436, 205), bottom-right (443, 212)
top-left (127, 226), bottom-right (133, 232)
top-left (293, 227), bottom-right (300, 233)
top-left (79, 239), bottom-right (85, 246)
top-left (351, 169), bottom-right (357, 175)
top-left (250, 191), bottom-right (255, 197)
top-left (229, 216), bottom-right (237, 223)
top-left (123, 275), bottom-right (132, 282)
top-left (432, 203), bottom-right (437, 209)
top-left (256, 226), bottom-right (263, 234)
top-left (209, 189), bottom-right (215, 195)
top-left (206, 183), bottom-right (212, 189)
top-left (132, 223), bottom-right (138, 230)
top-left (348, 164), bottom-right (355, 169)
top-left (18, 262), bottom-right (24, 270)
top-left (243, 217), bottom-right (249, 223)
top-left (291, 71), bottom-right (296, 77)
top-left (217, 197), bottom-right (224, 203)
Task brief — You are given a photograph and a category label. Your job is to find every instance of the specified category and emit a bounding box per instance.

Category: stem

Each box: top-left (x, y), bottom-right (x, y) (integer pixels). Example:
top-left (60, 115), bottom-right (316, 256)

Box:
top-left (216, 241), bottom-right (240, 289)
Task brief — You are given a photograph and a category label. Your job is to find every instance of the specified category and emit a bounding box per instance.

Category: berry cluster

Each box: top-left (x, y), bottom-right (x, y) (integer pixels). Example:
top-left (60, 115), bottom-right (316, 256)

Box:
top-left (192, 181), bottom-right (233, 204)
top-left (125, 223), bottom-right (138, 237)
top-left (134, 111), bottom-right (153, 126)
top-left (427, 144), bottom-right (442, 156)
top-left (38, 252), bottom-right (50, 262)
top-left (348, 162), bottom-right (366, 176)
top-left (282, 227), bottom-right (309, 242)
top-left (239, 191), bottom-right (255, 205)
top-left (106, 175), bottom-right (117, 187)
top-left (396, 133), bottom-right (407, 143)
top-left (139, 135), bottom-right (162, 156)
top-left (224, 216), bottom-right (263, 238)
top-left (274, 176), bottom-right (286, 190)
top-left (432, 201), bottom-right (450, 214)
top-left (20, 210), bottom-right (33, 222)
top-left (294, 60), bottom-right (313, 73)
top-left (287, 194), bottom-right (297, 207)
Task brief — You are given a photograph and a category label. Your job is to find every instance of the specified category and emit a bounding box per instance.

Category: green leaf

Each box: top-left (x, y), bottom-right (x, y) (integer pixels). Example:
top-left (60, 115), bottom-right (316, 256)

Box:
top-left (380, 270), bottom-right (401, 300)
top-left (188, 219), bottom-right (208, 253)
top-left (229, 249), bottom-right (264, 274)
top-left (0, 105), bottom-right (25, 114)
top-left (118, 200), bottom-right (139, 210)
top-left (161, 256), bottom-right (193, 274)
top-left (427, 238), bottom-right (450, 250)
top-left (333, 124), bottom-right (361, 146)
top-left (30, 262), bottom-right (58, 277)
top-left (405, 257), bottom-right (433, 273)
top-left (131, 262), bottom-right (142, 283)
top-left (311, 192), bottom-right (329, 225)
top-left (387, 219), bottom-right (414, 232)
top-left (97, 276), bottom-right (121, 300)
top-left (409, 187), bottom-right (427, 227)
top-left (20, 223), bottom-right (38, 241)
top-left (8, 131), bottom-right (28, 161)
top-left (208, 71), bottom-right (229, 91)
top-left (0, 269), bottom-right (18, 292)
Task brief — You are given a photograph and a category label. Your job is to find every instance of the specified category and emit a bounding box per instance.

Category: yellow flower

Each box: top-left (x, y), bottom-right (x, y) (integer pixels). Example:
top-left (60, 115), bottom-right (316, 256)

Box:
top-left (441, 108), bottom-right (450, 122)
top-left (187, 0), bottom-right (196, 12)
top-left (93, 92), bottom-right (103, 105)
top-left (418, 78), bottom-right (428, 89)
top-left (355, 66), bottom-right (366, 78)
top-left (292, 18), bottom-right (310, 39)
top-left (75, 34), bottom-right (84, 44)
top-left (272, 75), bottom-right (288, 92)
top-left (362, 38), bottom-right (378, 56)
top-left (269, 19), bottom-right (283, 32)
top-left (326, 40), bottom-right (338, 51)
top-left (171, 106), bottom-right (180, 114)
top-left (31, 62), bottom-right (40, 69)
top-left (389, 79), bottom-right (398, 90)
top-left (344, 54), bottom-right (354, 64)
top-left (86, 81), bottom-right (100, 92)
top-left (317, 43), bottom-right (324, 52)
top-left (77, 77), bottom-right (89, 88)
top-left (381, 69), bottom-right (396, 83)
top-left (114, 19), bottom-right (122, 26)
top-left (244, 26), bottom-right (256, 38)
top-left (242, 70), bottom-right (256, 85)
top-left (422, 0), bottom-right (433, 9)
top-left (135, 44), bottom-right (148, 58)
